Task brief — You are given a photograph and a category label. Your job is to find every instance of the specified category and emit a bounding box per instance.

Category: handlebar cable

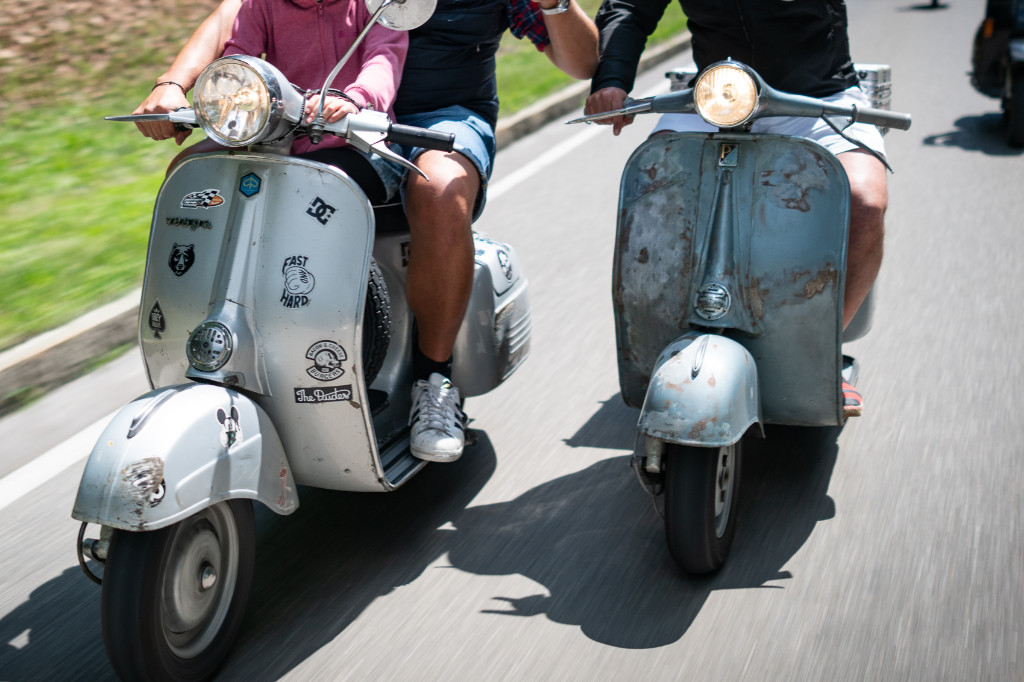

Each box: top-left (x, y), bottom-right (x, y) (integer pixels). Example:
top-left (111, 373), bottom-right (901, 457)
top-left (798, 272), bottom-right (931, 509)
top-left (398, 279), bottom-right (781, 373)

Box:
top-left (821, 112), bottom-right (894, 174)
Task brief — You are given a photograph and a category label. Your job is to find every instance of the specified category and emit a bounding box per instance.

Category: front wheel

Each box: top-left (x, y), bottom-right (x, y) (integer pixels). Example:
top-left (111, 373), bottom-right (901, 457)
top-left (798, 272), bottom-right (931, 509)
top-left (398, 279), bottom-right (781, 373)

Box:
top-left (663, 441), bottom-right (742, 574)
top-left (101, 499), bottom-right (255, 682)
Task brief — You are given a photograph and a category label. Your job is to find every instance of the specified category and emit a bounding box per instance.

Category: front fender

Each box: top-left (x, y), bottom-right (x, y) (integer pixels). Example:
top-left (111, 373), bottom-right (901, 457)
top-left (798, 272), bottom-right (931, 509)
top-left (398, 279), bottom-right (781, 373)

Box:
top-left (72, 383), bottom-right (298, 531)
top-left (638, 333), bottom-right (761, 447)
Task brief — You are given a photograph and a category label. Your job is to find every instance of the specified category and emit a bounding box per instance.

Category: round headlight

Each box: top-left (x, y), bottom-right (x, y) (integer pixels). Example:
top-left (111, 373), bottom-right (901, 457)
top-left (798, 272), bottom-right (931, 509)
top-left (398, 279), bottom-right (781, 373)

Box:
top-left (694, 63), bottom-right (759, 128)
top-left (194, 59), bottom-right (273, 146)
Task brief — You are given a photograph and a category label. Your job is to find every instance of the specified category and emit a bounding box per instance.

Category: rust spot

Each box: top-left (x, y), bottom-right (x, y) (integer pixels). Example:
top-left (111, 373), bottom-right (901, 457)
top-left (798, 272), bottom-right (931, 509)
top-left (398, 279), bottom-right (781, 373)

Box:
top-left (688, 417), bottom-right (711, 440)
top-left (801, 269), bottom-right (839, 298)
top-left (645, 164), bottom-right (658, 180)
top-left (637, 247), bottom-right (649, 264)
top-left (708, 374), bottom-right (716, 387)
top-left (745, 278), bottom-right (769, 320)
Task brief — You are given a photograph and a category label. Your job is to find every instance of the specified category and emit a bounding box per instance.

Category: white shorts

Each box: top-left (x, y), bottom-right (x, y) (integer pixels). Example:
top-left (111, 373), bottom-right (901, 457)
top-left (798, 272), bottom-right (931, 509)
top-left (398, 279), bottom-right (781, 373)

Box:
top-left (651, 86), bottom-right (887, 160)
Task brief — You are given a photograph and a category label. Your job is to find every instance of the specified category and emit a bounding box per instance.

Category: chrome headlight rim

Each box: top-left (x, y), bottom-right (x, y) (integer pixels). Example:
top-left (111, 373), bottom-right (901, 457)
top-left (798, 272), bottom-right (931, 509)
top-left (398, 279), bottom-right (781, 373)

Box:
top-left (193, 56), bottom-right (285, 147)
top-left (693, 61), bottom-right (762, 129)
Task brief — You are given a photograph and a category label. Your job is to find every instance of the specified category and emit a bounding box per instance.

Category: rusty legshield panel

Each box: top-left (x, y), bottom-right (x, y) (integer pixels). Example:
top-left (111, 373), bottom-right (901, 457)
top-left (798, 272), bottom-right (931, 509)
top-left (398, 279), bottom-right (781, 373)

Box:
top-left (614, 132), bottom-right (851, 426)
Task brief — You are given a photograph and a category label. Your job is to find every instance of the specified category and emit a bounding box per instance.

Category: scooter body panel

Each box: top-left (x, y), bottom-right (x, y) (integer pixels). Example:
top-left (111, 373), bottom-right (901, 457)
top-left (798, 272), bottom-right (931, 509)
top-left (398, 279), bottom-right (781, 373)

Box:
top-left (72, 384), bottom-right (297, 531)
top-left (639, 332), bottom-right (760, 447)
top-left (616, 132), bottom-right (850, 426)
top-left (141, 152), bottom-right (386, 491)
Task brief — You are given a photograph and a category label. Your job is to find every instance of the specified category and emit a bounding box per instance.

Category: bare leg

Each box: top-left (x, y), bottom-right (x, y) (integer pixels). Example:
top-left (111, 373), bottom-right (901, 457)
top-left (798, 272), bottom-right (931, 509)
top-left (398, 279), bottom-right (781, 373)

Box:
top-left (838, 150), bottom-right (888, 329)
top-left (405, 150), bottom-right (480, 362)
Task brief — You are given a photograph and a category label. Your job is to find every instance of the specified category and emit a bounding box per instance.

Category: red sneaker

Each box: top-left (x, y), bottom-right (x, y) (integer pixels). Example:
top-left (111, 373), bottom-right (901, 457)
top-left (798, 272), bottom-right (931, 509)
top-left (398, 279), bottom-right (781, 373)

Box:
top-left (842, 380), bottom-right (863, 418)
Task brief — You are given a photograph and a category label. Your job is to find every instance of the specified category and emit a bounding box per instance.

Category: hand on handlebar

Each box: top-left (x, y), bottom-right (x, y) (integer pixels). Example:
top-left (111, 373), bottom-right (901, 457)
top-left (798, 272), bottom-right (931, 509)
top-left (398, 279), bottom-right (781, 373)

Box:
top-left (584, 87), bottom-right (634, 135)
top-left (133, 83), bottom-right (193, 145)
top-left (305, 94), bottom-right (360, 124)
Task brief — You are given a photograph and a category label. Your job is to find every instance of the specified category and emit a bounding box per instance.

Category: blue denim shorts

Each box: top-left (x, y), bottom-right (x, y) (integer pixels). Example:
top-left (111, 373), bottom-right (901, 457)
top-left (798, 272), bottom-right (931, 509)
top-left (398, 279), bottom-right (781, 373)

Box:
top-left (395, 105), bottom-right (497, 222)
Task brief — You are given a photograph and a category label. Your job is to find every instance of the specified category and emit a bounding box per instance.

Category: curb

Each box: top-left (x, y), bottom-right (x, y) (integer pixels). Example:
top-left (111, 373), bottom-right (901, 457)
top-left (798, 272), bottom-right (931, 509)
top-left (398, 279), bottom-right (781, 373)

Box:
top-left (0, 33), bottom-right (691, 417)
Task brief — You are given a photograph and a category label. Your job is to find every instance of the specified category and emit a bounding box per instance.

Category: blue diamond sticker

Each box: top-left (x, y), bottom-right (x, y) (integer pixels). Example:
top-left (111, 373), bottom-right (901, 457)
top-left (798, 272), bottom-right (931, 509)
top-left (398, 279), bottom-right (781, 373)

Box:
top-left (239, 172), bottom-right (261, 197)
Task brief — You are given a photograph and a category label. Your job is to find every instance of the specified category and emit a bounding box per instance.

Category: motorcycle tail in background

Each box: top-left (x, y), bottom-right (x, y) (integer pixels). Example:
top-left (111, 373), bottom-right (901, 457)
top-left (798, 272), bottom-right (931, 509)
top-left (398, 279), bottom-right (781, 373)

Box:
top-left (971, 0), bottom-right (1024, 145)
top-left (571, 60), bottom-right (910, 574)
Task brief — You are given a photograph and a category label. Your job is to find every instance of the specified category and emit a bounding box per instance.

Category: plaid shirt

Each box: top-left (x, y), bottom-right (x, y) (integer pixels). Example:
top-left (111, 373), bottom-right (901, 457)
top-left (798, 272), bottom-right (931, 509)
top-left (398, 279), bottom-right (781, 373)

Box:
top-left (508, 0), bottom-right (551, 51)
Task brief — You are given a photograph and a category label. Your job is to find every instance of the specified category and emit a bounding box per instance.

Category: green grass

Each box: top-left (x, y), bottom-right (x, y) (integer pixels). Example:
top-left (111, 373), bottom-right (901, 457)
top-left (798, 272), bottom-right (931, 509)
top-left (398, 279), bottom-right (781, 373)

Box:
top-left (0, 4), bottom-right (686, 352)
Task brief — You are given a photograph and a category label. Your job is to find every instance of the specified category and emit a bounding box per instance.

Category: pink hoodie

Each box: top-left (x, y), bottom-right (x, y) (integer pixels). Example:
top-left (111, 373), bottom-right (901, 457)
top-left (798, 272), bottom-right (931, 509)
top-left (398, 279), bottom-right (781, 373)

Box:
top-left (223, 0), bottom-right (408, 153)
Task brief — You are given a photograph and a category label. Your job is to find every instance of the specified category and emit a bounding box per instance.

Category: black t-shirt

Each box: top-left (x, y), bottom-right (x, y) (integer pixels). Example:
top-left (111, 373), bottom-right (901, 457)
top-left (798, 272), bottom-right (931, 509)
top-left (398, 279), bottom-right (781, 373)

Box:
top-left (395, 0), bottom-right (510, 128)
top-left (592, 0), bottom-right (859, 98)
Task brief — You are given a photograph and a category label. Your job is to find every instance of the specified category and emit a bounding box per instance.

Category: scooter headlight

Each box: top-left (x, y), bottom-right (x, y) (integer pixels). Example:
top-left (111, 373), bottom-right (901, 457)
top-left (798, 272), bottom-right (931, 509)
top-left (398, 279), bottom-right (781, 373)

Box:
top-left (194, 57), bottom-right (278, 146)
top-left (694, 63), bottom-right (759, 128)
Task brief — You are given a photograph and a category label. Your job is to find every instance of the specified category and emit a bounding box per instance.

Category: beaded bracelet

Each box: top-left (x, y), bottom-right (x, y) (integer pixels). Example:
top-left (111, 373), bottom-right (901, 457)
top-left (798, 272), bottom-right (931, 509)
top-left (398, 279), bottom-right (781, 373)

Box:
top-left (152, 81), bottom-right (188, 96)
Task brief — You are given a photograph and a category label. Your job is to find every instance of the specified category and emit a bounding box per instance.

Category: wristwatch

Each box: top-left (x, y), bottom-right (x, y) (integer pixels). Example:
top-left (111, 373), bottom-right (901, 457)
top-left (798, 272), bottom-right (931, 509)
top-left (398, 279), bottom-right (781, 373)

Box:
top-left (541, 0), bottom-right (570, 15)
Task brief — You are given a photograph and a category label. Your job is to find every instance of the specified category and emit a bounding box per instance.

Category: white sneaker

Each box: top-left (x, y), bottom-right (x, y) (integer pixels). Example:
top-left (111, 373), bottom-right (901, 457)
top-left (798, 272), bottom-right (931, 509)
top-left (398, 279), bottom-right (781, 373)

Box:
top-left (409, 373), bottom-right (467, 462)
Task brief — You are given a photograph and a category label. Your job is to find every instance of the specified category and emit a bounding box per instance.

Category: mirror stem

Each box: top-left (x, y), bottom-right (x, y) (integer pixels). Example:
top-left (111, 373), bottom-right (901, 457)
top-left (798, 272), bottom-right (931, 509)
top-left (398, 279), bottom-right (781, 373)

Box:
top-left (311, 0), bottom-right (400, 143)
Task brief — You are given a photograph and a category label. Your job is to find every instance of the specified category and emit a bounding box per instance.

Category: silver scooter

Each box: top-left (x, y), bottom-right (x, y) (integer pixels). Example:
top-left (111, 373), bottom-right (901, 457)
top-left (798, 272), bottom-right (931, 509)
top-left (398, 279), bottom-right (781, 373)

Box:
top-left (72, 1), bottom-right (531, 678)
top-left (572, 61), bottom-right (911, 575)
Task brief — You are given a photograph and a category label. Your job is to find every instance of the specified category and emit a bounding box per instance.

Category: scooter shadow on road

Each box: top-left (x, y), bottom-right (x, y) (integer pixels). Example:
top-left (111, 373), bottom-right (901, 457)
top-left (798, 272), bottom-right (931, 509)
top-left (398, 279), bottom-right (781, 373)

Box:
top-left (0, 565), bottom-right (115, 681)
top-left (219, 430), bottom-right (501, 679)
top-left (440, 394), bottom-right (840, 649)
top-left (922, 113), bottom-right (1024, 156)
top-left (0, 433), bottom-right (501, 681)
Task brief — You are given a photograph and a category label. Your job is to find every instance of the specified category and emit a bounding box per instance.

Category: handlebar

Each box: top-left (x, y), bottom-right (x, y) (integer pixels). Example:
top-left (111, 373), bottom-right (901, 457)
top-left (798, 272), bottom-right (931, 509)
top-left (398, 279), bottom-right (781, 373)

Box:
top-left (387, 124), bottom-right (455, 152)
top-left (837, 104), bottom-right (912, 131)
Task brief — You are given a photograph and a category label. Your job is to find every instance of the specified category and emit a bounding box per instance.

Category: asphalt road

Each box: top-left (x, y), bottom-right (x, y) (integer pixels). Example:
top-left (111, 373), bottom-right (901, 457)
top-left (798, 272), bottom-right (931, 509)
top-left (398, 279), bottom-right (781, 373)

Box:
top-left (2, 1), bottom-right (1023, 679)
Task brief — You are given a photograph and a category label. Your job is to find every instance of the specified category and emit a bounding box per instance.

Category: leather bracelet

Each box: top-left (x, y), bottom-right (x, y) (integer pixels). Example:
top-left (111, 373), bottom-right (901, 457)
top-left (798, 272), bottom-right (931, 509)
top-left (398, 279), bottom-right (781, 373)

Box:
top-left (152, 81), bottom-right (188, 96)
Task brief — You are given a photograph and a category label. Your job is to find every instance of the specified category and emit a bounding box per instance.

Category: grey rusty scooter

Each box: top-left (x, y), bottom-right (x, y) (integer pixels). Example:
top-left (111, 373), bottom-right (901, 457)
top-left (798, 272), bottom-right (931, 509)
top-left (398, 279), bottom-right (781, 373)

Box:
top-left (71, 0), bottom-right (531, 678)
top-left (572, 61), bottom-right (910, 574)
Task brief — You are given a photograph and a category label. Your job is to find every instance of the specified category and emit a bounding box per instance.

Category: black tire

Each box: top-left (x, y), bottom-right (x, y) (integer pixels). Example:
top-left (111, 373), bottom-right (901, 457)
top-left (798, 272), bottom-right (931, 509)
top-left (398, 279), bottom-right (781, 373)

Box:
top-left (362, 258), bottom-right (391, 385)
top-left (663, 441), bottom-right (742, 574)
top-left (1006, 67), bottom-right (1024, 147)
top-left (101, 500), bottom-right (255, 682)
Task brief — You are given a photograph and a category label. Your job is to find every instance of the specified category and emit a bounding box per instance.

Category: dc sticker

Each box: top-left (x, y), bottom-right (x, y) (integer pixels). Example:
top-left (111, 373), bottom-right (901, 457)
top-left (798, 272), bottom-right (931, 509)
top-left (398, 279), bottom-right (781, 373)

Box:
top-left (307, 197), bottom-right (336, 225)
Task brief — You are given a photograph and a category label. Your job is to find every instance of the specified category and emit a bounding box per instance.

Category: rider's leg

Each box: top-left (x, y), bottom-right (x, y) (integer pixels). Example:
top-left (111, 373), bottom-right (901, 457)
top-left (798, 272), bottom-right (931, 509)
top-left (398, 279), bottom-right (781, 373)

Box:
top-left (404, 149), bottom-right (480, 462)
top-left (404, 149), bottom-right (479, 366)
top-left (837, 150), bottom-right (888, 330)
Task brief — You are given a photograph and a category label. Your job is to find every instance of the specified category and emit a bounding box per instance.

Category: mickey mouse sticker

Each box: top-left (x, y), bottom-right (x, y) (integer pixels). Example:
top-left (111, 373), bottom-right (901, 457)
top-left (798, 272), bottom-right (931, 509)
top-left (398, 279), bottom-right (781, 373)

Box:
top-left (217, 407), bottom-right (242, 448)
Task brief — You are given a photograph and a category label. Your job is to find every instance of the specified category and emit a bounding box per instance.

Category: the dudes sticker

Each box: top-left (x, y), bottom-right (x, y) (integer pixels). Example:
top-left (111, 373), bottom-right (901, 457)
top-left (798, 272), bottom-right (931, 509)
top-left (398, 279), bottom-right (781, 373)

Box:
top-left (148, 301), bottom-right (166, 339)
top-left (305, 340), bottom-right (347, 381)
top-left (294, 385), bottom-right (353, 404)
top-left (181, 189), bottom-right (224, 209)
top-left (168, 243), bottom-right (195, 276)
top-left (281, 255), bottom-right (315, 308)
top-left (306, 197), bottom-right (336, 225)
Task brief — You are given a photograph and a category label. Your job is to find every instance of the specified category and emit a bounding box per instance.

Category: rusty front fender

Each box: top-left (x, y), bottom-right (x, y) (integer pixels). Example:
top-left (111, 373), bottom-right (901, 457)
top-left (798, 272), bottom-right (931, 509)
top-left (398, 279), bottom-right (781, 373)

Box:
top-left (72, 384), bottom-right (298, 531)
top-left (638, 333), bottom-right (762, 448)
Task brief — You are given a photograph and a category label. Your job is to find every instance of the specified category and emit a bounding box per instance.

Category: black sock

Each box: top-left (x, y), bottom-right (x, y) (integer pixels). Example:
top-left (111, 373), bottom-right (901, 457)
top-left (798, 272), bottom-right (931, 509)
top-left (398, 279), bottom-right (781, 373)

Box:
top-left (413, 345), bottom-right (452, 382)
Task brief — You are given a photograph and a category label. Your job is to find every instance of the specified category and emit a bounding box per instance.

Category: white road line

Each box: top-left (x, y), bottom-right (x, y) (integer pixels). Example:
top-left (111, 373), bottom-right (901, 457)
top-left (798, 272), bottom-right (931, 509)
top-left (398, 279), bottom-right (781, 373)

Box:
top-left (0, 412), bottom-right (114, 512)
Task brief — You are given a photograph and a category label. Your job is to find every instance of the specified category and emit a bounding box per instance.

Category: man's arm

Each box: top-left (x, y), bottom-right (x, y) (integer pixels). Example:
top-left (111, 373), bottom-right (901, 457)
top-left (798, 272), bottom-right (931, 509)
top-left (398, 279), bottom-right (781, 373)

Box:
top-left (584, 0), bottom-right (671, 134)
top-left (133, 0), bottom-right (243, 144)
top-left (538, 1), bottom-right (599, 80)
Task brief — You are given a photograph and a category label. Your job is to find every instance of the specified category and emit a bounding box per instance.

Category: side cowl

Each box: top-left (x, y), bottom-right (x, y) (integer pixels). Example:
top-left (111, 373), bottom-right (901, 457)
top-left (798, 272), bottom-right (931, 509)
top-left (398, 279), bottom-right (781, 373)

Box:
top-left (73, 383), bottom-right (298, 531)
